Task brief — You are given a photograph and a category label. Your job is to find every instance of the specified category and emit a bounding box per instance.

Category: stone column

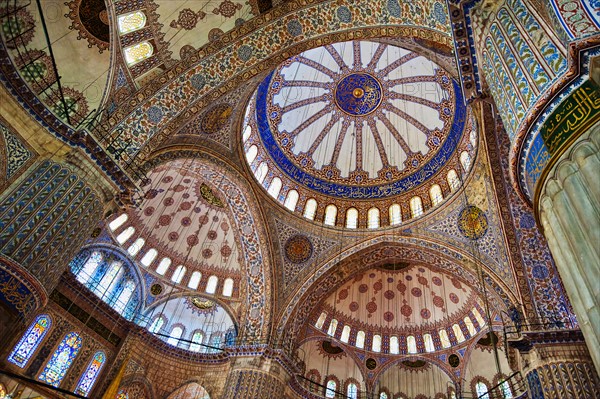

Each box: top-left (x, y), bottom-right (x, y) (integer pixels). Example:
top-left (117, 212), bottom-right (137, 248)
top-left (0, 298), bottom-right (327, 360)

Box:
top-left (0, 158), bottom-right (107, 320)
top-left (223, 349), bottom-right (297, 399)
top-left (514, 332), bottom-right (600, 398)
top-left (538, 123), bottom-right (600, 372)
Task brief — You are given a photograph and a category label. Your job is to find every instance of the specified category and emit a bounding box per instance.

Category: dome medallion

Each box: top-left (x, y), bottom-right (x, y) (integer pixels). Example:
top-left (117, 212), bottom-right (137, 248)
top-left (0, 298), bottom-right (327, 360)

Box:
top-left (334, 73), bottom-right (383, 116)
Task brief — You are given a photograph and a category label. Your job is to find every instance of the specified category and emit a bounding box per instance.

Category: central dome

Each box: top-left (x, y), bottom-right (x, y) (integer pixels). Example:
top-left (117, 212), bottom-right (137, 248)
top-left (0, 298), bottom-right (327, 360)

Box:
top-left (243, 40), bottom-right (476, 228)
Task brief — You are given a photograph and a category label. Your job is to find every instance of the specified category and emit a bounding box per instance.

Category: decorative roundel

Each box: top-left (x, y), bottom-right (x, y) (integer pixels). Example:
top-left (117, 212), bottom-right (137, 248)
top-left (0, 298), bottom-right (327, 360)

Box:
top-left (199, 103), bottom-right (233, 134)
top-left (366, 358), bottom-right (377, 370)
top-left (150, 283), bottom-right (163, 296)
top-left (448, 354), bottom-right (460, 368)
top-left (457, 205), bottom-right (488, 240)
top-left (283, 234), bottom-right (313, 263)
top-left (334, 73), bottom-right (383, 115)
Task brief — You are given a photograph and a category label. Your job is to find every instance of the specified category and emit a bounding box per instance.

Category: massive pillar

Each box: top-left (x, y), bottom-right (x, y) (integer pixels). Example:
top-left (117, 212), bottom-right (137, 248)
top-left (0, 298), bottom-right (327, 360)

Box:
top-left (223, 348), bottom-right (299, 399)
top-left (510, 330), bottom-right (600, 398)
top-left (0, 158), bottom-right (107, 321)
top-left (538, 122), bottom-right (600, 372)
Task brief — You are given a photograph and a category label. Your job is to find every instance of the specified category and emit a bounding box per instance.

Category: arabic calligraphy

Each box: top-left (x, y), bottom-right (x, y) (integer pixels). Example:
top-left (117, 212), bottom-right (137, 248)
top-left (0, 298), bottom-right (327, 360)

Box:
top-left (541, 80), bottom-right (600, 155)
top-left (334, 73), bottom-right (383, 115)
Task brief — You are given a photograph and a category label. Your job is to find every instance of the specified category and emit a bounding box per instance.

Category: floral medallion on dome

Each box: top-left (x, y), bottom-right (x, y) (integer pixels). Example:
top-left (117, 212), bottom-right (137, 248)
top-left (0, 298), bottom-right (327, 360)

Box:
top-left (284, 234), bottom-right (313, 264)
top-left (64, 0), bottom-right (110, 53)
top-left (457, 205), bottom-right (488, 240)
top-left (253, 40), bottom-right (466, 200)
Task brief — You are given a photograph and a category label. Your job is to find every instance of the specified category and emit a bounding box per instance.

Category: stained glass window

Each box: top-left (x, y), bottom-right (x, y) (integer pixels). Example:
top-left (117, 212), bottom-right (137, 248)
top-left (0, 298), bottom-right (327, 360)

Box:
top-left (117, 11), bottom-right (147, 35)
top-left (500, 380), bottom-right (513, 399)
top-left (75, 351), bottom-right (105, 395)
top-left (379, 393), bottom-right (388, 399)
top-left (8, 314), bottom-right (51, 368)
top-left (0, 383), bottom-right (6, 398)
top-left (325, 380), bottom-right (336, 398)
top-left (116, 389), bottom-right (129, 399)
top-left (476, 381), bottom-right (489, 399)
top-left (124, 42), bottom-right (154, 66)
top-left (76, 251), bottom-right (103, 285)
top-left (347, 383), bottom-right (358, 399)
top-left (149, 316), bottom-right (165, 333)
top-left (189, 330), bottom-right (204, 352)
top-left (39, 332), bottom-right (82, 387)
top-left (95, 262), bottom-right (123, 298)
top-left (113, 280), bottom-right (135, 313)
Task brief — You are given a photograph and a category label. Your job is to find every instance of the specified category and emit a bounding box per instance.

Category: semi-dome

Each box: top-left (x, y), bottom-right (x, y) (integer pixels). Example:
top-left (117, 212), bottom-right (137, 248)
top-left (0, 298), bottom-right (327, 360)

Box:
top-left (243, 40), bottom-right (477, 228)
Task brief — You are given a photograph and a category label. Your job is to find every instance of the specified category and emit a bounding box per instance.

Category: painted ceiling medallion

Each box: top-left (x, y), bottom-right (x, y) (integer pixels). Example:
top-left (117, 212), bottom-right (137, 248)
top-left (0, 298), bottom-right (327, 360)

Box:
top-left (457, 205), bottom-right (488, 240)
top-left (254, 40), bottom-right (466, 200)
top-left (65, 0), bottom-right (110, 53)
top-left (334, 73), bottom-right (382, 115)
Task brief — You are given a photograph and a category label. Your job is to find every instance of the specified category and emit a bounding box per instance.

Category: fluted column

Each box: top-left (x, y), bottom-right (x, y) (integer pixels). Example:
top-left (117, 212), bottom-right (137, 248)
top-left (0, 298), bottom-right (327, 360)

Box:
top-left (519, 338), bottom-right (600, 398)
top-left (223, 349), bottom-right (297, 399)
top-left (538, 122), bottom-right (600, 372)
top-left (0, 159), bottom-right (107, 319)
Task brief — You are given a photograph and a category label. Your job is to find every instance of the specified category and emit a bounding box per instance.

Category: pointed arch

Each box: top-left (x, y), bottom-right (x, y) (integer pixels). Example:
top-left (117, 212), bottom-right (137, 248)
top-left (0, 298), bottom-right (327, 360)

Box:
top-left (8, 314), bottom-right (51, 367)
top-left (75, 351), bottom-right (106, 395)
top-left (39, 332), bottom-right (82, 387)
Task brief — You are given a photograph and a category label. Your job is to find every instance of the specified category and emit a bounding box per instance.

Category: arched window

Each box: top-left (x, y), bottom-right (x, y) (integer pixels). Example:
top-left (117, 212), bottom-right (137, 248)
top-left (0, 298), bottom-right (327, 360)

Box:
top-left (108, 213), bottom-right (128, 231)
top-left (95, 262), bottom-right (123, 298)
top-left (116, 226), bottom-right (135, 244)
top-left (255, 162), bottom-right (268, 183)
top-left (390, 336), bottom-right (399, 354)
top-left (148, 316), bottom-right (165, 333)
top-left (424, 333), bottom-right (435, 352)
top-left (356, 331), bottom-right (365, 349)
top-left (156, 257), bottom-right (171, 275)
top-left (407, 335), bottom-right (417, 354)
top-left (346, 208), bottom-right (358, 228)
top-left (284, 190), bottom-right (299, 211)
top-left (117, 11), bottom-right (146, 34)
top-left (222, 278), bottom-right (234, 297)
top-left (113, 280), bottom-right (135, 313)
top-left (8, 315), bottom-right (51, 367)
top-left (245, 145), bottom-right (258, 164)
top-left (140, 249), bottom-right (158, 267)
top-left (429, 184), bottom-right (443, 206)
top-left (473, 307), bottom-right (486, 327)
top-left (304, 198), bottom-right (317, 220)
top-left (410, 196), bottom-right (423, 218)
top-left (453, 324), bottom-right (465, 342)
top-left (347, 382), bottom-right (358, 399)
top-left (447, 169), bottom-right (461, 191)
top-left (206, 276), bottom-right (218, 294)
top-left (189, 330), bottom-right (204, 352)
top-left (267, 177), bottom-right (282, 198)
top-left (325, 380), bottom-right (337, 398)
top-left (368, 207), bottom-right (380, 229)
top-left (209, 334), bottom-right (222, 353)
top-left (171, 265), bottom-right (186, 284)
top-left (476, 381), bottom-right (489, 399)
top-left (124, 42), bottom-right (154, 66)
top-left (324, 204), bottom-right (337, 226)
top-left (389, 204), bottom-right (402, 225)
top-left (500, 380), bottom-right (513, 399)
top-left (315, 312), bottom-right (327, 329)
top-left (76, 251), bottom-right (102, 284)
top-left (372, 334), bottom-right (382, 352)
top-left (39, 332), bottom-right (82, 387)
top-left (188, 271), bottom-right (202, 289)
top-left (464, 316), bottom-right (477, 337)
top-left (460, 151), bottom-right (472, 171)
top-left (75, 351), bottom-right (105, 395)
top-left (439, 329), bottom-right (451, 348)
top-left (327, 319), bottom-right (338, 336)
top-left (167, 326), bottom-right (183, 347)
top-left (340, 325), bottom-right (351, 343)
top-left (127, 237), bottom-right (145, 256)
top-left (242, 125), bottom-right (252, 142)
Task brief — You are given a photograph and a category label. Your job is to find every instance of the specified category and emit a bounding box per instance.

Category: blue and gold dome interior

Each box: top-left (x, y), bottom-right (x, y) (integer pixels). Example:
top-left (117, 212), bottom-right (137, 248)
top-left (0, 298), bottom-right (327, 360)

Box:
top-left (243, 40), bottom-right (477, 228)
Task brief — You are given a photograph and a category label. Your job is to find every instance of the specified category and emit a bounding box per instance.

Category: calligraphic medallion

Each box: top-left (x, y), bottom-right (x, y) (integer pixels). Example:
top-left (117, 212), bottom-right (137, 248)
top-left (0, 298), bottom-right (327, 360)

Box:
top-left (334, 73), bottom-right (383, 116)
